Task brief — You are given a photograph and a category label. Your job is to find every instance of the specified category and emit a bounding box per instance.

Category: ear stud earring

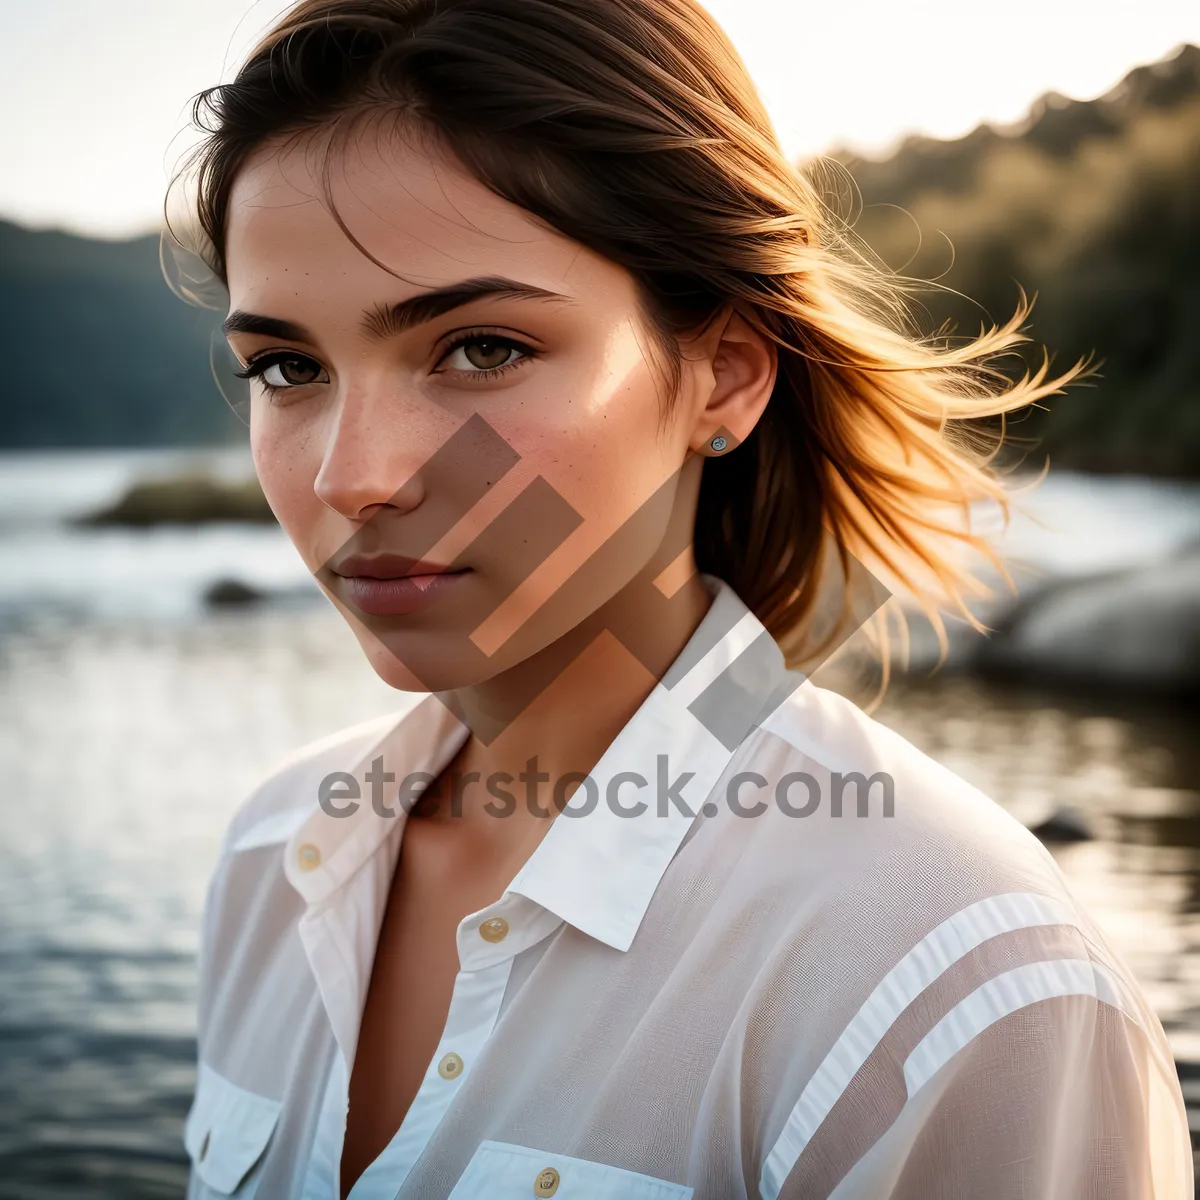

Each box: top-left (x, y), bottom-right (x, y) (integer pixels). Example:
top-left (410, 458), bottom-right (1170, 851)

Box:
top-left (710, 436), bottom-right (727, 453)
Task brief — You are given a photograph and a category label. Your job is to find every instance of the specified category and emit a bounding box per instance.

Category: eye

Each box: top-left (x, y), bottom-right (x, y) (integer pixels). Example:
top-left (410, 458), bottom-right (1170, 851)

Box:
top-left (234, 352), bottom-right (330, 391)
top-left (438, 333), bottom-right (533, 378)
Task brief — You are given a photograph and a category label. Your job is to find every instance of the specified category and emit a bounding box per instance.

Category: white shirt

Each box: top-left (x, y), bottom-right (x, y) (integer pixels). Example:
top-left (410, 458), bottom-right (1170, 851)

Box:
top-left (184, 576), bottom-right (1192, 1200)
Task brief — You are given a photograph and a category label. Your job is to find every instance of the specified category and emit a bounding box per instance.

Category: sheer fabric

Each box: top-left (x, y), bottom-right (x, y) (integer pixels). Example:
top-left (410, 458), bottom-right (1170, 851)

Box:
top-left (184, 576), bottom-right (1192, 1199)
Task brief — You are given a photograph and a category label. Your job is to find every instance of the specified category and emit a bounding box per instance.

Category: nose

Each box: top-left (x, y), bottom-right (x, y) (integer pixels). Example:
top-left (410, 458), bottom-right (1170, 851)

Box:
top-left (313, 381), bottom-right (440, 520)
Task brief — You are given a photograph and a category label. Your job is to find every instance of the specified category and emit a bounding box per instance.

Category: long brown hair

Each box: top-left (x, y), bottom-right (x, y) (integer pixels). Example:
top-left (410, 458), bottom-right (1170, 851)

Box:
top-left (164, 0), bottom-right (1081, 680)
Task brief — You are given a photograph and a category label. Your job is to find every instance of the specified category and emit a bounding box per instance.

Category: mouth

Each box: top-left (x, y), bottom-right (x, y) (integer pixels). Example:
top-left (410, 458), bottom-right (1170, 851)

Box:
top-left (329, 554), bottom-right (472, 617)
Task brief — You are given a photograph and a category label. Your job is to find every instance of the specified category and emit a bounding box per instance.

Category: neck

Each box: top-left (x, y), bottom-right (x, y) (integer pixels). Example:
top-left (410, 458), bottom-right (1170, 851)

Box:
top-left (413, 559), bottom-right (714, 865)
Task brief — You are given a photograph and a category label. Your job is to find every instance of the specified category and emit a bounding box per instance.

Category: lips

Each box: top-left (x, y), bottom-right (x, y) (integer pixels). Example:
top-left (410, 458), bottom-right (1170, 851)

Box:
top-left (329, 553), bottom-right (471, 616)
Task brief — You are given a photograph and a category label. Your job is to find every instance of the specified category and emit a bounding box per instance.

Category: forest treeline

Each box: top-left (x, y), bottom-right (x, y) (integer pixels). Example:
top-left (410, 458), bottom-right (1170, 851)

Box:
top-left (830, 43), bottom-right (1199, 476)
top-left (2, 44), bottom-right (1197, 473)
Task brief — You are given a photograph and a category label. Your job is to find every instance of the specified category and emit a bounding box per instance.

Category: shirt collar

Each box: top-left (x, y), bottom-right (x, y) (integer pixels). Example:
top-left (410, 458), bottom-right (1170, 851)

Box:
top-left (506, 574), bottom-right (795, 950)
top-left (273, 574), bottom-right (796, 950)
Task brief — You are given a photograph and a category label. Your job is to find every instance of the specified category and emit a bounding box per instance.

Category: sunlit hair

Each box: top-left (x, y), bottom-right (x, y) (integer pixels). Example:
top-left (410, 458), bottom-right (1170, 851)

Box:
top-left (163, 0), bottom-right (1083, 689)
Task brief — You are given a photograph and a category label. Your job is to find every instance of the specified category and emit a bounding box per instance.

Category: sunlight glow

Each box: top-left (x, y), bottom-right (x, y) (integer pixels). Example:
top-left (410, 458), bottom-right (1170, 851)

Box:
top-left (1, 0), bottom-right (1198, 238)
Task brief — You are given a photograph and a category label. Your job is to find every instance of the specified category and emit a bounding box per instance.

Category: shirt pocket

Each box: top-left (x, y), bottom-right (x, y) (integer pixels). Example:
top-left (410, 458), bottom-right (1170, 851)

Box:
top-left (448, 1140), bottom-right (695, 1199)
top-left (183, 1061), bottom-right (282, 1198)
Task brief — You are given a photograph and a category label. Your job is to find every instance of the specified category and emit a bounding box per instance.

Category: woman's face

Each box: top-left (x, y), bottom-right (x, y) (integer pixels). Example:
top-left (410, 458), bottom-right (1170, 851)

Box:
top-left (223, 126), bottom-right (736, 692)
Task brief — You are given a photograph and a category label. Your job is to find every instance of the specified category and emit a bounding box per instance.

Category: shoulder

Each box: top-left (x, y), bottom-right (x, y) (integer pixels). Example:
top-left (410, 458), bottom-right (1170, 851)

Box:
top-left (736, 677), bottom-right (1066, 902)
top-left (212, 697), bottom-right (422, 862)
top-left (719, 685), bottom-right (1188, 1198)
top-left (685, 676), bottom-right (1111, 1026)
top-left (710, 676), bottom-right (1147, 1050)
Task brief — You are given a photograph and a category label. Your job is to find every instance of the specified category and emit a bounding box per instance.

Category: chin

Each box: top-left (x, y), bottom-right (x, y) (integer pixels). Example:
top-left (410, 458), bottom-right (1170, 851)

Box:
top-left (357, 633), bottom-right (496, 694)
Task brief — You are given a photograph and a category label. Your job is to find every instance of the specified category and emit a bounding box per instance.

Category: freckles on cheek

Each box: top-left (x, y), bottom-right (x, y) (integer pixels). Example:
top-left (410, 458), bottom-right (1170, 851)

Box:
top-left (250, 420), bottom-right (315, 532)
top-left (518, 355), bottom-right (673, 517)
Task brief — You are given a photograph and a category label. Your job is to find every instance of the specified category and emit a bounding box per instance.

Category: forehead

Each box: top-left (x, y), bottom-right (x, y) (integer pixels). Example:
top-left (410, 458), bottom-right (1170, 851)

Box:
top-left (224, 123), bottom-right (609, 307)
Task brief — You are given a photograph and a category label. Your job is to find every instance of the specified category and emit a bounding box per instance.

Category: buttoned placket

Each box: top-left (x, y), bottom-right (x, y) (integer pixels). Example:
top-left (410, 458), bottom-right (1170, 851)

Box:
top-left (346, 894), bottom-right (567, 1199)
top-left (300, 876), bottom-right (566, 1199)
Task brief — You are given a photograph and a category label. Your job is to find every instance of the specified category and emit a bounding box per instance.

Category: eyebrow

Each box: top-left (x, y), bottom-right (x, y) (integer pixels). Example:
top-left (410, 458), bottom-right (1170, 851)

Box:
top-left (222, 275), bottom-right (574, 343)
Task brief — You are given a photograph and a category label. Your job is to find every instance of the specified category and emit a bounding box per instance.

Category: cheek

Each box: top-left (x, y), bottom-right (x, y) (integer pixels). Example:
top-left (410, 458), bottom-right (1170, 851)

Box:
top-left (250, 406), bottom-right (323, 554)
top-left (513, 363), bottom-right (685, 580)
top-left (466, 372), bottom-right (688, 664)
top-left (533, 363), bottom-right (680, 527)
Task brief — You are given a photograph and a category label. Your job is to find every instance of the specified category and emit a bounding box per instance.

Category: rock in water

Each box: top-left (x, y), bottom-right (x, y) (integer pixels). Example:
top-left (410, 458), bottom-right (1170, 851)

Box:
top-left (205, 578), bottom-right (265, 607)
top-left (1028, 807), bottom-right (1094, 843)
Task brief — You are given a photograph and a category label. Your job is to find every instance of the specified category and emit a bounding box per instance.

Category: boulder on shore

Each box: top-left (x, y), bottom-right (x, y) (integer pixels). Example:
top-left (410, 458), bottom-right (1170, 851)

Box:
top-left (975, 547), bottom-right (1200, 697)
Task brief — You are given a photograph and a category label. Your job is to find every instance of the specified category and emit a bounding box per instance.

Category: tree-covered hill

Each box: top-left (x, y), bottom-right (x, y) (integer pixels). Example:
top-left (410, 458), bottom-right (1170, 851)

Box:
top-left (0, 222), bottom-right (239, 448)
top-left (831, 43), bottom-right (1200, 476)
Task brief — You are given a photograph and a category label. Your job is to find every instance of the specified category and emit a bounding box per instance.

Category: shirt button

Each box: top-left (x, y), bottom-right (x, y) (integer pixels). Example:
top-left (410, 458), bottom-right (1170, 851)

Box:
top-left (296, 843), bottom-right (321, 871)
top-left (533, 1166), bottom-right (560, 1196)
top-left (198, 1129), bottom-right (211, 1162)
top-left (478, 916), bottom-right (509, 943)
top-left (437, 1051), bottom-right (464, 1079)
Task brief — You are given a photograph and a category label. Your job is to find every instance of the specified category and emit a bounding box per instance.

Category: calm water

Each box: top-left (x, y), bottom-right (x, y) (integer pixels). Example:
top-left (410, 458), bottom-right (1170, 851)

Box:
top-left (1, 450), bottom-right (1199, 1198)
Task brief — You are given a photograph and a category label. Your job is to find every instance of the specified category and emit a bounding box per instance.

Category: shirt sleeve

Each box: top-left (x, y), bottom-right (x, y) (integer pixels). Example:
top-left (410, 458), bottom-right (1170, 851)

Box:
top-left (770, 957), bottom-right (1194, 1200)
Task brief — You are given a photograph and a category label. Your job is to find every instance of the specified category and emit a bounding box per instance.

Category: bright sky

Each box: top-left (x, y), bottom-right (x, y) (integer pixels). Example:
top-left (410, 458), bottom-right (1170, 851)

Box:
top-left (3, 0), bottom-right (1198, 239)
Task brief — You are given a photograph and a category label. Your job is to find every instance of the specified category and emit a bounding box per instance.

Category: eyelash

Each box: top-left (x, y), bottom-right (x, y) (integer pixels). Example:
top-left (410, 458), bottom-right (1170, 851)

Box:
top-left (232, 330), bottom-right (536, 398)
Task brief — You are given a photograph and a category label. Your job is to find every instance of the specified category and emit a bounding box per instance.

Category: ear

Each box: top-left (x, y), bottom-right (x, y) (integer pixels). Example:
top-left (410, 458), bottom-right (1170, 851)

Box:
top-left (683, 305), bottom-right (777, 455)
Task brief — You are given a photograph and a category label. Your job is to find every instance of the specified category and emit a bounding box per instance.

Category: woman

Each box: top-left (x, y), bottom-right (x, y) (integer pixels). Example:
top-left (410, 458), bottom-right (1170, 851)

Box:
top-left (168, 1), bottom-right (1192, 1197)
